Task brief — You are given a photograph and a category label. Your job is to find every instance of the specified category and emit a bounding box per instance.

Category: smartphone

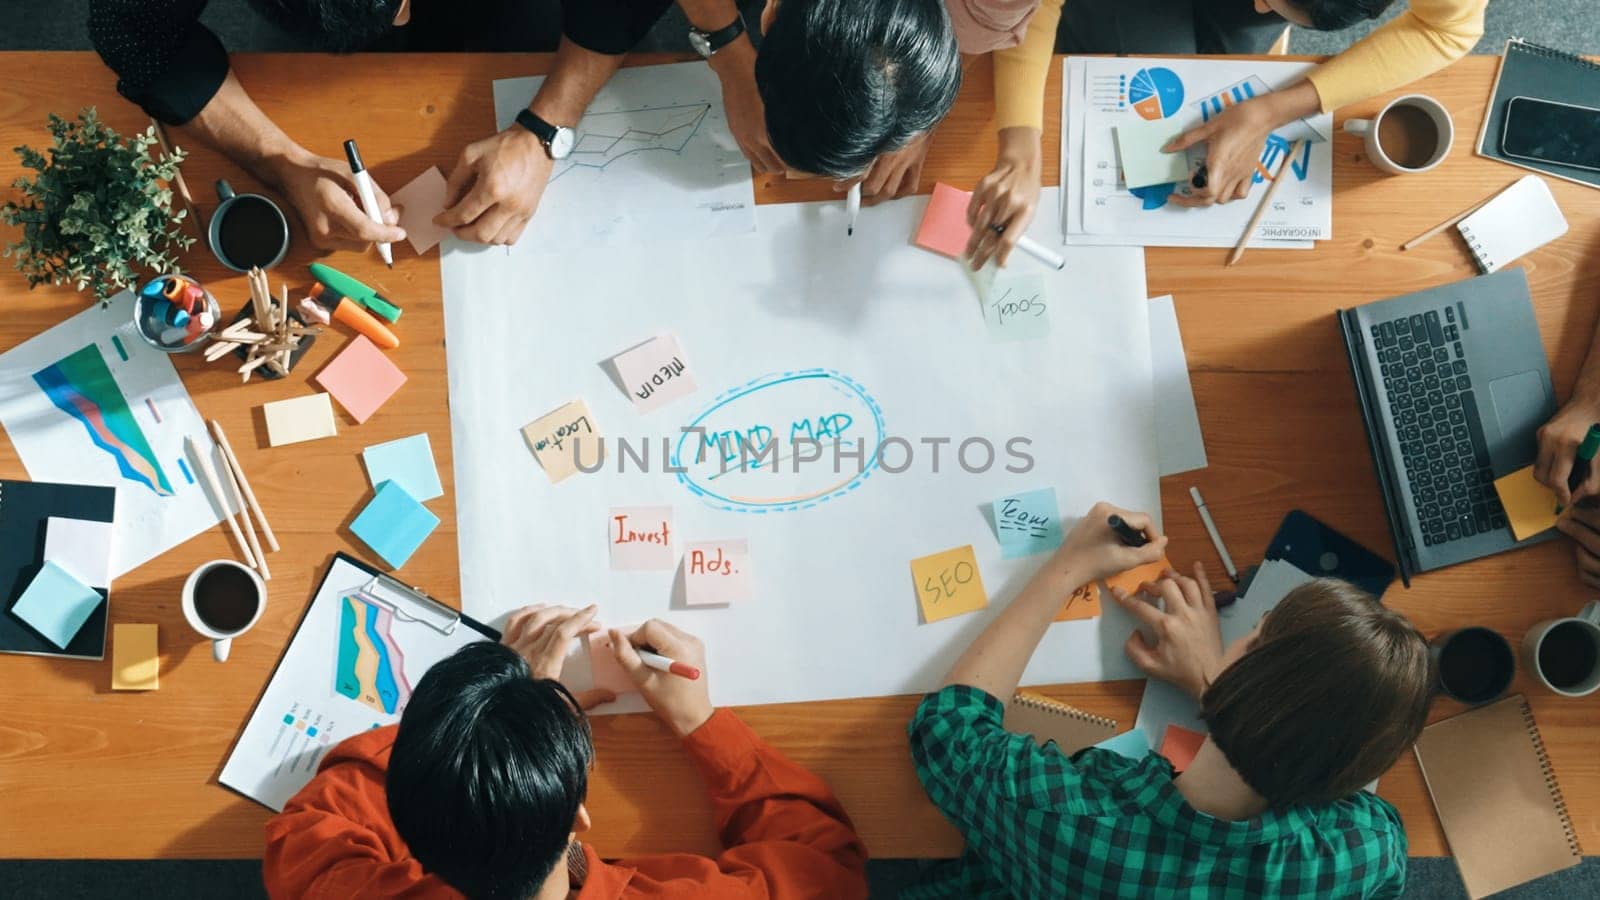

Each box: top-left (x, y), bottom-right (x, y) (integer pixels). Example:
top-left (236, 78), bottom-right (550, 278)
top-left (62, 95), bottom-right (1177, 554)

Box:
top-left (1501, 96), bottom-right (1600, 173)
top-left (1265, 510), bottom-right (1396, 599)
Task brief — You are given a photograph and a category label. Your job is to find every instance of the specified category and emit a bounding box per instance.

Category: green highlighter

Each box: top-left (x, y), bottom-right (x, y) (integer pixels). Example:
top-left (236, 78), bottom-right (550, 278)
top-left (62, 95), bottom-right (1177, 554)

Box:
top-left (307, 263), bottom-right (402, 323)
top-left (1561, 424), bottom-right (1600, 512)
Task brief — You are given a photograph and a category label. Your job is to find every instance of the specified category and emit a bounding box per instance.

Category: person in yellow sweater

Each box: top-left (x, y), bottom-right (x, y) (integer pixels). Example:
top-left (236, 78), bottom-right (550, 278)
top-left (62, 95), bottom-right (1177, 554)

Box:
top-left (757, 0), bottom-right (1484, 270)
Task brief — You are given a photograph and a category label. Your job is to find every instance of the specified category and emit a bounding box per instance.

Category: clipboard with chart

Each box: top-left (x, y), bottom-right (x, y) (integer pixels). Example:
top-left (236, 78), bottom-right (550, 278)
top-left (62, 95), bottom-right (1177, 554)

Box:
top-left (219, 553), bottom-right (498, 811)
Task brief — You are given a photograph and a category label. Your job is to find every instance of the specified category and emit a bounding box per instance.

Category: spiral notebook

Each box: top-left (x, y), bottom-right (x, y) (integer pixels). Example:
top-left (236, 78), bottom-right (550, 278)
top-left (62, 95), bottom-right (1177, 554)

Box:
top-left (1456, 175), bottom-right (1568, 273)
top-left (0, 479), bottom-right (117, 660)
top-left (1476, 39), bottom-right (1600, 189)
top-left (1413, 695), bottom-right (1580, 899)
top-left (1005, 691), bottom-right (1118, 754)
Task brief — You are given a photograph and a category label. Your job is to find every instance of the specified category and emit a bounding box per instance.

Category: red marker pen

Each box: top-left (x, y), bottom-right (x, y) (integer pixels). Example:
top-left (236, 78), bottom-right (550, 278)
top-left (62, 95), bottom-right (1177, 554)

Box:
top-left (637, 649), bottom-right (701, 680)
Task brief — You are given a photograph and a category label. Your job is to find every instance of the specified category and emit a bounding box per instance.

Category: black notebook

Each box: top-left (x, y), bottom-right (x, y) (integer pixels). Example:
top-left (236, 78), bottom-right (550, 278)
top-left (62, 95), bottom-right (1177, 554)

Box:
top-left (0, 480), bottom-right (117, 659)
top-left (1476, 39), bottom-right (1600, 189)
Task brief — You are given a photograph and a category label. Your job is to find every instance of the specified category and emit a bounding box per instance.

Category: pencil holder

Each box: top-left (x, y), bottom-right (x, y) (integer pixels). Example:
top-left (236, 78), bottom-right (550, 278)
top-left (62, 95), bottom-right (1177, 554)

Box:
top-left (133, 273), bottom-right (221, 353)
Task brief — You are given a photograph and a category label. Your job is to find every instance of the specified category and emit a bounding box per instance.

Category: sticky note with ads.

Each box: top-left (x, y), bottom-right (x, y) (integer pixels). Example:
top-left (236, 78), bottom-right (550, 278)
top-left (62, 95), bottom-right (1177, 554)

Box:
top-left (1159, 724), bottom-right (1207, 773)
top-left (611, 334), bottom-right (697, 413)
top-left (684, 539), bottom-right (751, 606)
top-left (523, 398), bottom-right (602, 484)
top-left (586, 629), bottom-right (640, 695)
top-left (391, 166), bottom-right (449, 255)
top-left (362, 433), bottom-right (443, 501)
top-left (911, 545), bottom-right (988, 623)
top-left (11, 560), bottom-right (104, 649)
top-left (609, 506), bottom-right (675, 570)
top-left (1115, 118), bottom-right (1192, 189)
top-left (1055, 581), bottom-right (1102, 622)
top-left (315, 336), bottom-right (407, 424)
top-left (350, 481), bottom-right (440, 569)
top-left (991, 487), bottom-right (1064, 558)
top-left (1494, 465), bottom-right (1559, 541)
top-left (111, 623), bottom-right (159, 691)
top-left (914, 183), bottom-right (974, 259)
top-left (980, 271), bottom-right (1051, 341)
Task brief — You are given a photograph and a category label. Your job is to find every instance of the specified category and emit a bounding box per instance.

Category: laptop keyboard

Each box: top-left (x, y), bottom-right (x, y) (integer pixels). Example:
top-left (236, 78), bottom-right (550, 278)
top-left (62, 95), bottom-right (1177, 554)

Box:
top-left (1371, 307), bottom-right (1508, 548)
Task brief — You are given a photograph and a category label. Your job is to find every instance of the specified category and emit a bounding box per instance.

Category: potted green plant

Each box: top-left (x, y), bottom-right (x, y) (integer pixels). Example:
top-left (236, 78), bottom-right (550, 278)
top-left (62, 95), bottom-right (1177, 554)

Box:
top-left (2, 107), bottom-right (194, 305)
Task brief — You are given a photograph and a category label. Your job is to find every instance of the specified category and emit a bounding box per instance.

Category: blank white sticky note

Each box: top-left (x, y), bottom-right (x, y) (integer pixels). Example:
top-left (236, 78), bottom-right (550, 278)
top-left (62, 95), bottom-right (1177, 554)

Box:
top-left (1116, 118), bottom-right (1192, 189)
top-left (262, 393), bottom-right (338, 447)
top-left (45, 516), bottom-right (114, 589)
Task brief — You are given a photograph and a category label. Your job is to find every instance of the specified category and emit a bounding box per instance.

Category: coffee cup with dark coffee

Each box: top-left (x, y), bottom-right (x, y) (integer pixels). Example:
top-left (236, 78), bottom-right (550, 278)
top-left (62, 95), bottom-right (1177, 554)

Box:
top-left (1343, 94), bottom-right (1455, 176)
top-left (1522, 602), bottom-right (1600, 698)
top-left (208, 180), bottom-right (290, 272)
top-left (182, 559), bottom-right (266, 662)
top-left (1431, 626), bottom-right (1515, 705)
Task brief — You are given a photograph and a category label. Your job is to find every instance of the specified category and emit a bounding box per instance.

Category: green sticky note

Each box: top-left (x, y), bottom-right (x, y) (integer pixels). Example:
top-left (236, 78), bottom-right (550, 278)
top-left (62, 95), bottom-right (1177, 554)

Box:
top-left (980, 270), bottom-right (1050, 341)
top-left (1115, 118), bottom-right (1192, 189)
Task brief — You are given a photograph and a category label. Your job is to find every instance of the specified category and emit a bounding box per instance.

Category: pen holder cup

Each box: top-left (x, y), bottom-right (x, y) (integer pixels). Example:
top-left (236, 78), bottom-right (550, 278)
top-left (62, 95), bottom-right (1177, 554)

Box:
top-left (134, 273), bottom-right (222, 353)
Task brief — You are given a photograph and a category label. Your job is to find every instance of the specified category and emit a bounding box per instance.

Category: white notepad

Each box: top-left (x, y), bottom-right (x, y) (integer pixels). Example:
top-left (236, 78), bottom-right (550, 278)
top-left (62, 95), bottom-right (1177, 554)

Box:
top-left (1457, 175), bottom-right (1568, 273)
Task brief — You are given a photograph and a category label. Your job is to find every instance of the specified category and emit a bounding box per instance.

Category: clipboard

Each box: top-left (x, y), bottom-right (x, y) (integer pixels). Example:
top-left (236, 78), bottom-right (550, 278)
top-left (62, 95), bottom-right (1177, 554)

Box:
top-left (219, 552), bottom-right (499, 811)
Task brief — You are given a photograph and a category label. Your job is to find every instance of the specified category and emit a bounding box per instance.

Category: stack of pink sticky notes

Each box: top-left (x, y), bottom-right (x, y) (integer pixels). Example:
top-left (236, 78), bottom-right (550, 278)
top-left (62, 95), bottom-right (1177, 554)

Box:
top-left (914, 183), bottom-right (975, 259)
top-left (316, 335), bottom-right (407, 423)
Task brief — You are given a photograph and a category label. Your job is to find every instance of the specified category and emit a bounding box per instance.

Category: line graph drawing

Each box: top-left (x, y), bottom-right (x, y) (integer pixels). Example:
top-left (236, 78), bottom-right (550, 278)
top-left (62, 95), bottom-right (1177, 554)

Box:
top-left (551, 104), bottom-right (712, 182)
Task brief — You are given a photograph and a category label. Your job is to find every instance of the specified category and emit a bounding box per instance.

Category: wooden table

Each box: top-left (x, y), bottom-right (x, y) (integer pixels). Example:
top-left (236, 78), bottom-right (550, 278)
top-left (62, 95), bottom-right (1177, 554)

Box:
top-left (0, 50), bottom-right (1596, 862)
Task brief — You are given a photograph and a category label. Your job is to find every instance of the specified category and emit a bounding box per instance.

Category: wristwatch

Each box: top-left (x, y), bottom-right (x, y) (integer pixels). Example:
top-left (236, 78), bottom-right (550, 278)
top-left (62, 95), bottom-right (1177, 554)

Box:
top-left (688, 15), bottom-right (746, 59)
top-left (514, 108), bottom-right (575, 160)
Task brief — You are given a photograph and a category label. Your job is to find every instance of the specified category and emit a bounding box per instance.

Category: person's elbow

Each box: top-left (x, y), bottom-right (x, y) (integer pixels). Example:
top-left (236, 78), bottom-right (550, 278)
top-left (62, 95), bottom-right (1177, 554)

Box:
top-left (1417, 5), bottom-right (1485, 62)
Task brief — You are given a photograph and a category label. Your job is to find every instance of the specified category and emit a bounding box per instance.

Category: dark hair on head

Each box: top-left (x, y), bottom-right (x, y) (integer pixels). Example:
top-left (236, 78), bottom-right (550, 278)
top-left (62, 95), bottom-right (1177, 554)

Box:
top-left (1289, 0), bottom-right (1396, 31)
top-left (388, 642), bottom-right (593, 900)
top-left (254, 0), bottom-right (401, 52)
top-left (756, 0), bottom-right (962, 178)
top-left (1201, 579), bottom-right (1433, 807)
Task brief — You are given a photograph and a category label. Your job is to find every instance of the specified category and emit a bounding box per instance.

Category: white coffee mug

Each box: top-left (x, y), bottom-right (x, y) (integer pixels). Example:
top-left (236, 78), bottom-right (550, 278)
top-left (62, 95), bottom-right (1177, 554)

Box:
top-left (1522, 602), bottom-right (1600, 697)
top-left (182, 559), bottom-right (266, 662)
top-left (1343, 94), bottom-right (1455, 175)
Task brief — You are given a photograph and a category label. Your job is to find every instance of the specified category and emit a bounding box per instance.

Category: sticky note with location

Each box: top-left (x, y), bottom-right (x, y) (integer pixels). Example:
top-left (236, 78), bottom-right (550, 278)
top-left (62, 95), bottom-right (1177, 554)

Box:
top-left (362, 433), bottom-right (444, 501)
top-left (992, 487), bottom-right (1063, 558)
top-left (1116, 118), bottom-right (1192, 189)
top-left (587, 629), bottom-right (640, 694)
top-left (684, 539), bottom-right (750, 605)
top-left (911, 545), bottom-right (988, 623)
top-left (1494, 465), bottom-right (1559, 541)
top-left (914, 183), bottom-right (974, 259)
top-left (391, 166), bottom-right (449, 255)
top-left (981, 271), bottom-right (1051, 341)
top-left (609, 506), bottom-right (675, 570)
top-left (523, 398), bottom-right (602, 484)
top-left (612, 334), bottom-right (697, 413)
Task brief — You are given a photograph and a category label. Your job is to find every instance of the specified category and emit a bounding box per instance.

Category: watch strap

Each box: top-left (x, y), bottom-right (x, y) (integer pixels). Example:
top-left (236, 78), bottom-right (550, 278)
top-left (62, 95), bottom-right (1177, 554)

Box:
top-left (693, 16), bottom-right (746, 56)
top-left (515, 108), bottom-right (558, 145)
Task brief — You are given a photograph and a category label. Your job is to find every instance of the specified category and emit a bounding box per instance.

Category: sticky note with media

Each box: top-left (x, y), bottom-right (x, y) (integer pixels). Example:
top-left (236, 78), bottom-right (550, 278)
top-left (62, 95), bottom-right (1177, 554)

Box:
top-left (111, 623), bottom-right (159, 691)
top-left (611, 334), bottom-right (697, 413)
top-left (684, 539), bottom-right (750, 606)
top-left (609, 506), bottom-right (675, 570)
top-left (391, 166), bottom-right (449, 255)
top-left (1493, 465), bottom-right (1559, 541)
top-left (1055, 581), bottom-right (1102, 622)
top-left (914, 183), bottom-right (974, 259)
top-left (992, 487), bottom-right (1064, 558)
top-left (981, 270), bottom-right (1051, 341)
top-left (523, 398), bottom-right (602, 484)
top-left (1105, 558), bottom-right (1172, 596)
top-left (1115, 118), bottom-right (1192, 189)
top-left (1159, 724), bottom-right (1207, 773)
top-left (586, 629), bottom-right (639, 695)
top-left (911, 544), bottom-right (988, 623)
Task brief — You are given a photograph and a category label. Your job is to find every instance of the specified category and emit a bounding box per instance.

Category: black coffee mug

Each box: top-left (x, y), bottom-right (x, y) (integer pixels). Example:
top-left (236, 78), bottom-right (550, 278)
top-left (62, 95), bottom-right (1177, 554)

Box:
top-left (209, 179), bottom-right (290, 272)
top-left (1431, 626), bottom-right (1515, 705)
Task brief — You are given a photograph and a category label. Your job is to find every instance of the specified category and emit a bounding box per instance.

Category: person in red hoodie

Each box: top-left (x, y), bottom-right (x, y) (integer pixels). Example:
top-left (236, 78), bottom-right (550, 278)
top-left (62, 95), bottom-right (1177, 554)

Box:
top-left (263, 606), bottom-right (869, 900)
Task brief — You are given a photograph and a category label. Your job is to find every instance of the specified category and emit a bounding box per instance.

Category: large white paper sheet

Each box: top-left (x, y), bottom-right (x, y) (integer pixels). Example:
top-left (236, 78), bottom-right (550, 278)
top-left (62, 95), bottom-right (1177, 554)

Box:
top-left (492, 63), bottom-right (755, 252)
top-left (0, 293), bottom-right (225, 577)
top-left (442, 188), bottom-right (1162, 712)
top-left (1150, 295), bottom-right (1207, 476)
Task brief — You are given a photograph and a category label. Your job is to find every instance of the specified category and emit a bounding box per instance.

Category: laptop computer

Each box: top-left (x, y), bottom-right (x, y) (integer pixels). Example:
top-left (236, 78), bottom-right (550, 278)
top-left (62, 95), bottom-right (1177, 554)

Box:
top-left (1339, 268), bottom-right (1557, 585)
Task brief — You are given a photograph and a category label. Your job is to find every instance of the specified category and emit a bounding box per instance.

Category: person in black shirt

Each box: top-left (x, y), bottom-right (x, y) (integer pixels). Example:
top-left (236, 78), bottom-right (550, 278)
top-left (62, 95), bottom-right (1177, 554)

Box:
top-left (89, 0), bottom-right (779, 248)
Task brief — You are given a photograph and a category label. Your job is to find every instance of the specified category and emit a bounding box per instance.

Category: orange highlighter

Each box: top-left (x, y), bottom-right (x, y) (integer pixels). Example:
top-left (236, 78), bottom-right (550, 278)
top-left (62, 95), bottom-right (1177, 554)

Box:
top-left (309, 283), bottom-right (399, 349)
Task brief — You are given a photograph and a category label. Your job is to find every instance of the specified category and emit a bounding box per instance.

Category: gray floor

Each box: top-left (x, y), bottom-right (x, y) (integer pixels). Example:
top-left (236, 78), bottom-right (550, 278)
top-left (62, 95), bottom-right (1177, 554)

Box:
top-left (4, 2), bottom-right (1599, 898)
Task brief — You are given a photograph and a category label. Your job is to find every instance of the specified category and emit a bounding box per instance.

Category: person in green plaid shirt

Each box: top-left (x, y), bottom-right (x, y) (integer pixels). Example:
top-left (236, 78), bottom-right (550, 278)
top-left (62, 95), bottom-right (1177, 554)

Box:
top-left (907, 502), bottom-right (1435, 899)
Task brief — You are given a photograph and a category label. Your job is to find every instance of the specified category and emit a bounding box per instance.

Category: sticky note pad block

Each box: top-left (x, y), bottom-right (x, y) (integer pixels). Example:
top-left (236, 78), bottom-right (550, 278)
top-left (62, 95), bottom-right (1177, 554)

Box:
top-left (1095, 728), bottom-right (1152, 760)
top-left (914, 183), bottom-right (974, 259)
top-left (262, 393), bottom-right (338, 446)
top-left (316, 336), bottom-right (407, 424)
top-left (112, 623), bottom-right (159, 691)
top-left (911, 545), bottom-right (988, 623)
top-left (45, 516), bottom-right (113, 589)
top-left (587, 629), bottom-right (640, 694)
top-left (992, 487), bottom-right (1063, 558)
top-left (609, 506), bottom-right (675, 570)
top-left (11, 560), bottom-right (104, 649)
top-left (1055, 581), bottom-right (1102, 623)
top-left (981, 270), bottom-right (1051, 341)
top-left (1160, 724), bottom-right (1207, 773)
top-left (1115, 118), bottom-right (1192, 189)
top-left (1494, 465), bottom-right (1559, 541)
top-left (1106, 557), bottom-right (1172, 596)
top-left (684, 539), bottom-right (751, 606)
top-left (363, 433), bottom-right (443, 501)
top-left (523, 398), bottom-right (602, 484)
top-left (611, 334), bottom-right (697, 413)
top-left (350, 481), bottom-right (440, 569)
top-left (392, 166), bottom-right (449, 255)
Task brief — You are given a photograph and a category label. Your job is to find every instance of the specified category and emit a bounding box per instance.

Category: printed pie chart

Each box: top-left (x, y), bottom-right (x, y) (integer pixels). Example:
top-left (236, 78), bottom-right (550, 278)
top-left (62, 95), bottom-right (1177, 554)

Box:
top-left (1130, 67), bottom-right (1184, 120)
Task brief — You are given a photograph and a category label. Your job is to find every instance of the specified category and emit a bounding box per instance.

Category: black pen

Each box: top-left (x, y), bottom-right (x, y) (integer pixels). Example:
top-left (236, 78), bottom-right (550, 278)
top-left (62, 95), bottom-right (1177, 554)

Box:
top-left (1107, 514), bottom-right (1149, 547)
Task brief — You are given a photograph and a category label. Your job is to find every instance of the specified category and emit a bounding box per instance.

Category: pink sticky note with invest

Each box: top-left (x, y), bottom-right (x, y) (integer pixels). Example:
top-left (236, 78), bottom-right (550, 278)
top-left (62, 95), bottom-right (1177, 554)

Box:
top-left (586, 629), bottom-right (639, 694)
top-left (611, 334), bottom-right (697, 413)
top-left (609, 506), bottom-right (675, 570)
top-left (315, 335), bottom-right (407, 423)
top-left (684, 539), bottom-right (750, 606)
top-left (1159, 724), bottom-right (1207, 774)
top-left (914, 183), bottom-right (974, 259)
top-left (392, 167), bottom-right (449, 255)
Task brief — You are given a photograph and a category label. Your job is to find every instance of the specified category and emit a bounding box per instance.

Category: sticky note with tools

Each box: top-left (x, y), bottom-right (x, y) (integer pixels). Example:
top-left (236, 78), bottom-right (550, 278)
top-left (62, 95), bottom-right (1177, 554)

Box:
top-left (315, 336), bottom-right (407, 424)
top-left (609, 506), bottom-right (675, 570)
top-left (111, 623), bottom-right (159, 691)
top-left (914, 183), bottom-right (974, 259)
top-left (1116, 118), bottom-right (1192, 189)
top-left (1055, 581), bottom-right (1102, 622)
top-left (391, 166), bottom-right (449, 255)
top-left (262, 393), bottom-right (337, 446)
top-left (523, 398), bottom-right (602, 484)
top-left (45, 516), bottom-right (113, 589)
top-left (586, 629), bottom-right (639, 694)
top-left (1160, 723), bottom-right (1207, 773)
top-left (684, 539), bottom-right (751, 606)
top-left (350, 481), bottom-right (440, 569)
top-left (362, 433), bottom-right (443, 501)
top-left (981, 270), bottom-right (1051, 341)
top-left (1494, 466), bottom-right (1559, 541)
top-left (911, 545), bottom-right (988, 623)
top-left (992, 487), bottom-right (1064, 558)
top-left (611, 334), bottom-right (697, 413)
top-left (12, 560), bottom-right (103, 649)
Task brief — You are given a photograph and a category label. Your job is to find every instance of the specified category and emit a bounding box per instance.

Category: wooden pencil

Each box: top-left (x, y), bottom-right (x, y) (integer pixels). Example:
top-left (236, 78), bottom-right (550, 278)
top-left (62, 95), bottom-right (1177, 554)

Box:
top-left (185, 435), bottom-right (257, 570)
top-left (210, 419), bottom-right (280, 552)
top-left (150, 119), bottom-right (205, 237)
top-left (1399, 181), bottom-right (1516, 250)
top-left (1227, 139), bottom-right (1305, 267)
top-left (216, 443), bottom-right (269, 581)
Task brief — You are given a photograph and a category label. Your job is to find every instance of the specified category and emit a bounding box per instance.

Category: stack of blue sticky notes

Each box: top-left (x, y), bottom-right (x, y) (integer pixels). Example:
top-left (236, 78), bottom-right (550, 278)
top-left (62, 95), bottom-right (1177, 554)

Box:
top-left (350, 481), bottom-right (440, 569)
top-left (12, 560), bottom-right (105, 649)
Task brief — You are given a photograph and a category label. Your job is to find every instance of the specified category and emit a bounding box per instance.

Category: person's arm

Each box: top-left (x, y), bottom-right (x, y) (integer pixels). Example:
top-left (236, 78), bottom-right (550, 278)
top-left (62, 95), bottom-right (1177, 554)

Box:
top-left (1304, 0), bottom-right (1485, 114)
top-left (1537, 319), bottom-right (1600, 506)
top-left (88, 0), bottom-right (228, 124)
top-left (675, 0), bottom-right (783, 172)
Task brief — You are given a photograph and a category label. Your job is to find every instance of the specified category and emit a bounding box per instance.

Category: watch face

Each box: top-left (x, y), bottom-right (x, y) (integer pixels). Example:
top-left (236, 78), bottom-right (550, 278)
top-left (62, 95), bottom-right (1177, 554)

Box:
top-left (549, 127), bottom-right (575, 160)
top-left (688, 31), bottom-right (712, 58)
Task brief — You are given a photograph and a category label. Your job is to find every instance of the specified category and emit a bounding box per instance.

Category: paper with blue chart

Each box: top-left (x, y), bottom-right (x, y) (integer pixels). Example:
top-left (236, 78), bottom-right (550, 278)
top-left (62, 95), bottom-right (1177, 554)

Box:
top-left (491, 62), bottom-right (755, 250)
top-left (0, 293), bottom-right (225, 577)
top-left (441, 187), bottom-right (1161, 714)
top-left (1061, 56), bottom-right (1333, 248)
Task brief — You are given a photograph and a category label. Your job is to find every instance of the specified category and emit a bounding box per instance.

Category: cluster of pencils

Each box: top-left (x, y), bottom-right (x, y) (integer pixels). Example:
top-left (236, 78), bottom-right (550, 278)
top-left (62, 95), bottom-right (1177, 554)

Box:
top-left (184, 422), bottom-right (278, 580)
top-left (203, 268), bottom-right (321, 381)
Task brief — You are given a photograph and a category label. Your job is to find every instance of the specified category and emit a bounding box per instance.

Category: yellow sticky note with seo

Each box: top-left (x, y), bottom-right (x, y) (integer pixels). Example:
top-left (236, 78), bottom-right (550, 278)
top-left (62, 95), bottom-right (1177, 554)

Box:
top-left (911, 545), bottom-right (988, 623)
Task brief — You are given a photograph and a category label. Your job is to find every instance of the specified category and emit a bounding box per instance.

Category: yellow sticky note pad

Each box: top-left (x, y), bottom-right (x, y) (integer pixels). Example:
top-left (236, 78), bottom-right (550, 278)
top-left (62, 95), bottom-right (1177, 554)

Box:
top-left (1494, 466), bottom-right (1559, 541)
top-left (911, 545), bottom-right (988, 623)
top-left (1055, 581), bottom-right (1101, 622)
top-left (111, 623), bottom-right (159, 691)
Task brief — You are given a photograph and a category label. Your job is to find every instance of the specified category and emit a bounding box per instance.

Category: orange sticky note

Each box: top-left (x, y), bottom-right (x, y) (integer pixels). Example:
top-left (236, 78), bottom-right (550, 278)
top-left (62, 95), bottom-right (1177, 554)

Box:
top-left (911, 545), bottom-right (988, 623)
top-left (586, 629), bottom-right (639, 695)
top-left (1160, 724), bottom-right (1207, 773)
top-left (913, 183), bottom-right (974, 259)
top-left (1493, 465), bottom-right (1559, 541)
top-left (523, 398), bottom-right (602, 484)
top-left (1055, 581), bottom-right (1102, 622)
top-left (315, 336), bottom-right (407, 424)
top-left (111, 623), bottom-right (159, 691)
top-left (1106, 558), bottom-right (1172, 596)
